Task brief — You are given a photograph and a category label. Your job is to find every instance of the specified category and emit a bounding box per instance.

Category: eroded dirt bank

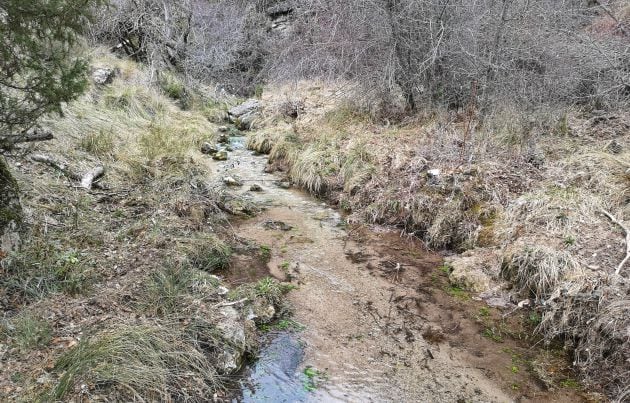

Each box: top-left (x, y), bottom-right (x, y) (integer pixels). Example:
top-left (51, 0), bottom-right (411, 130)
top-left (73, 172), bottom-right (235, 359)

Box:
top-left (216, 140), bottom-right (587, 402)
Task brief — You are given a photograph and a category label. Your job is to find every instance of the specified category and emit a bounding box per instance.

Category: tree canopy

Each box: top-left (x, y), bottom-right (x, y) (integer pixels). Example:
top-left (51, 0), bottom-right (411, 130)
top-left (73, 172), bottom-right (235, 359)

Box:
top-left (0, 0), bottom-right (101, 143)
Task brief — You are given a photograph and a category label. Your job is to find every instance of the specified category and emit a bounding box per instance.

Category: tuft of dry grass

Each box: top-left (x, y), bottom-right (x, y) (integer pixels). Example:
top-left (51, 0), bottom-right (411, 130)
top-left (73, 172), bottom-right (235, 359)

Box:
top-left (43, 49), bottom-right (218, 186)
top-left (185, 236), bottom-right (232, 272)
top-left (246, 129), bottom-right (277, 154)
top-left (50, 322), bottom-right (222, 402)
top-left (494, 126), bottom-right (630, 396)
top-left (501, 245), bottom-right (581, 300)
top-left (289, 143), bottom-right (338, 195)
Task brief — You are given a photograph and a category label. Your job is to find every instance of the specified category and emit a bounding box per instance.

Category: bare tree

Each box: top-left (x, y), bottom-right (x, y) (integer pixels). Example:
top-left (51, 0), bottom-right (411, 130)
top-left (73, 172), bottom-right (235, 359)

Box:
top-left (90, 0), bottom-right (269, 94)
top-left (267, 0), bottom-right (629, 114)
top-left (89, 0), bottom-right (629, 110)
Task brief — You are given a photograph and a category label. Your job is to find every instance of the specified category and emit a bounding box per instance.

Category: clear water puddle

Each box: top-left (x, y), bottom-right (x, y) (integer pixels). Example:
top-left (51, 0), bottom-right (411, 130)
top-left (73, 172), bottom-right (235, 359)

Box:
top-left (236, 333), bottom-right (308, 403)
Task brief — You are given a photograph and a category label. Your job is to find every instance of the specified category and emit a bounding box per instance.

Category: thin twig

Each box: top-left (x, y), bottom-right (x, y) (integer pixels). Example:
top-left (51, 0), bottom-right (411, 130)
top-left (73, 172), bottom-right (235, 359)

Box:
top-left (601, 209), bottom-right (629, 275)
top-left (214, 298), bottom-right (248, 308)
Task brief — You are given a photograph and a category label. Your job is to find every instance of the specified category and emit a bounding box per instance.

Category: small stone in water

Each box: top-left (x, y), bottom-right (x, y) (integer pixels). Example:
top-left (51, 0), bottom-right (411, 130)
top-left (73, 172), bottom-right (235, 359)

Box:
top-left (201, 142), bottom-right (218, 155)
top-left (223, 176), bottom-right (242, 186)
top-left (213, 150), bottom-right (228, 161)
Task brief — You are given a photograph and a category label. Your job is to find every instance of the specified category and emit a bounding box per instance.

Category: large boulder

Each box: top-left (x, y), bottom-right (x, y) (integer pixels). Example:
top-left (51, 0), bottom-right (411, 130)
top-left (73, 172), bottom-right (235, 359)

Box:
top-left (228, 99), bottom-right (260, 130)
top-left (0, 157), bottom-right (22, 258)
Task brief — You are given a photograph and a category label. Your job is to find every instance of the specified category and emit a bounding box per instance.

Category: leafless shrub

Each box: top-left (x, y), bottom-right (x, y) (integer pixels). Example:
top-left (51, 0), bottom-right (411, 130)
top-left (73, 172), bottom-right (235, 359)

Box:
top-left (89, 0), bottom-right (267, 94)
top-left (279, 99), bottom-right (305, 119)
top-left (267, 0), bottom-right (629, 116)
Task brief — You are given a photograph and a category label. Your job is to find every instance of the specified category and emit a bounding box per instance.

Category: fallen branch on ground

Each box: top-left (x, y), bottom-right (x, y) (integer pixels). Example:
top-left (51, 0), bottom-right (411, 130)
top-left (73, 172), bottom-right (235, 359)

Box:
top-left (31, 153), bottom-right (105, 189)
top-left (0, 128), bottom-right (54, 149)
top-left (80, 166), bottom-right (105, 189)
top-left (214, 298), bottom-right (248, 307)
top-left (601, 209), bottom-right (629, 275)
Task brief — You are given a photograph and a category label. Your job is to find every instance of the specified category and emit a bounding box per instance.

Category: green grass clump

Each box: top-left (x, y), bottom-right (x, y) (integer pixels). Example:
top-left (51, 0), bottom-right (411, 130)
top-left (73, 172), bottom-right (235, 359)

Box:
top-left (49, 324), bottom-right (220, 401)
top-left (231, 277), bottom-right (294, 308)
top-left (445, 285), bottom-right (470, 301)
top-left (303, 366), bottom-right (328, 392)
top-left (3, 313), bottom-right (52, 350)
top-left (143, 262), bottom-right (222, 316)
top-left (144, 264), bottom-right (197, 315)
top-left (254, 84), bottom-right (264, 99)
top-left (260, 318), bottom-right (306, 333)
top-left (79, 129), bottom-right (115, 156)
top-left (478, 307), bottom-right (491, 317)
top-left (527, 311), bottom-right (542, 327)
top-left (1, 242), bottom-right (95, 303)
top-left (187, 238), bottom-right (232, 272)
top-left (275, 319), bottom-right (305, 331)
top-left (482, 327), bottom-right (504, 343)
top-left (255, 277), bottom-right (286, 305)
top-left (279, 261), bottom-right (290, 272)
top-left (259, 245), bottom-right (272, 262)
top-left (438, 264), bottom-right (453, 275)
top-left (559, 378), bottom-right (580, 389)
top-left (159, 72), bottom-right (186, 101)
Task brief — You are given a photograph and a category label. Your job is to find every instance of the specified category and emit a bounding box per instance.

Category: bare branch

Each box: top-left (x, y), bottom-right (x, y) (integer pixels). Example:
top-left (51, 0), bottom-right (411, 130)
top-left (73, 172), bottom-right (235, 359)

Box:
top-left (31, 153), bottom-right (105, 190)
top-left (601, 209), bottom-right (630, 275)
top-left (0, 128), bottom-right (53, 149)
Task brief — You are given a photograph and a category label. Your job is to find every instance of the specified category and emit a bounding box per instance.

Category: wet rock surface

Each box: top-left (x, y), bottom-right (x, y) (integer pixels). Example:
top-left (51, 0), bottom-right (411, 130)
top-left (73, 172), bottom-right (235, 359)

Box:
top-left (213, 150), bottom-right (228, 161)
top-left (228, 99), bottom-right (260, 130)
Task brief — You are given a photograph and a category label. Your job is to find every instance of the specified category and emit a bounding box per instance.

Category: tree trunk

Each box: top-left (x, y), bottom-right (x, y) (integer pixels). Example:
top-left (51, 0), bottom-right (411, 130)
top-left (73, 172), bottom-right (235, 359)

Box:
top-left (385, 0), bottom-right (416, 112)
top-left (0, 156), bottom-right (22, 258)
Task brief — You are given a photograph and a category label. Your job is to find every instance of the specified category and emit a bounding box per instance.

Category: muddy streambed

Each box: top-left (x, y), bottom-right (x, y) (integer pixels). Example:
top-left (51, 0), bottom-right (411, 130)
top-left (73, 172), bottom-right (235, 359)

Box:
top-left (211, 136), bottom-right (585, 402)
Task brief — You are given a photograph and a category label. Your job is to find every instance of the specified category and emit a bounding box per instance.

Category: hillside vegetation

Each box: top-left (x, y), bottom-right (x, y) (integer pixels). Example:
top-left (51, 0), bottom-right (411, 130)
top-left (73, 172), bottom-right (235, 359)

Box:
top-left (0, 51), bottom-right (286, 401)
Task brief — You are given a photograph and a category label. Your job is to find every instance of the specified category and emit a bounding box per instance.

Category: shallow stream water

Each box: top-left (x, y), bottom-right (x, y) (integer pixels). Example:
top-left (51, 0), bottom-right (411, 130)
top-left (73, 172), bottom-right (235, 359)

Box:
top-left (211, 135), bottom-right (584, 403)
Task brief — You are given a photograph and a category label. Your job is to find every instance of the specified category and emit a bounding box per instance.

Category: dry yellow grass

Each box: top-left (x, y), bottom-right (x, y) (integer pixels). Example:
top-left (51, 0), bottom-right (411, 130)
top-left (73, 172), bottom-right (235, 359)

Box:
top-left (42, 49), bottom-right (216, 186)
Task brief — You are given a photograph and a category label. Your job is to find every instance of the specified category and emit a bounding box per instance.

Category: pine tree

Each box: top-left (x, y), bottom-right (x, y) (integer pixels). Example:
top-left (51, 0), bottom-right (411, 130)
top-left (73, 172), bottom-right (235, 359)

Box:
top-left (0, 0), bottom-right (101, 253)
top-left (0, 0), bottom-right (101, 147)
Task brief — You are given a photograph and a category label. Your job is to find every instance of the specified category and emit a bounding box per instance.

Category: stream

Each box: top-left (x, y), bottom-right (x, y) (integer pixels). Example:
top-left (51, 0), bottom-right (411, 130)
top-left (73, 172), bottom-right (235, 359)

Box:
top-left (210, 135), bottom-right (584, 403)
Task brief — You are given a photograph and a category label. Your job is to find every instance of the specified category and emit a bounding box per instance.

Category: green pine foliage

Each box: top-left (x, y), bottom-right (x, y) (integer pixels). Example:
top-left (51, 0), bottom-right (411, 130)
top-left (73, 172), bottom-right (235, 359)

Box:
top-left (0, 0), bottom-right (102, 138)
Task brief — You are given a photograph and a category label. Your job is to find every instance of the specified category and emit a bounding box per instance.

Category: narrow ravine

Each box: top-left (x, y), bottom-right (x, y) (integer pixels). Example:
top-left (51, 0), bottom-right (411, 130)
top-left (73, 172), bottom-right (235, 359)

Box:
top-left (212, 136), bottom-right (585, 403)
